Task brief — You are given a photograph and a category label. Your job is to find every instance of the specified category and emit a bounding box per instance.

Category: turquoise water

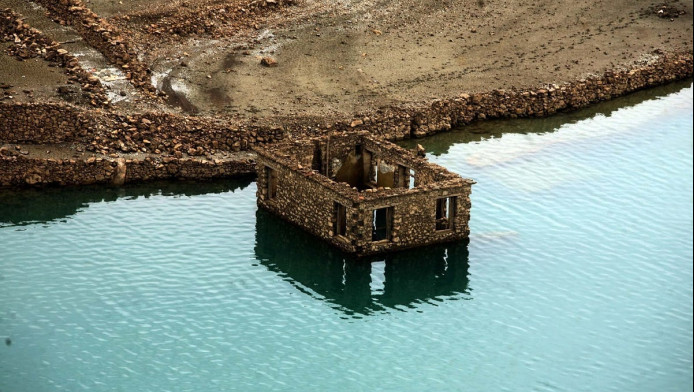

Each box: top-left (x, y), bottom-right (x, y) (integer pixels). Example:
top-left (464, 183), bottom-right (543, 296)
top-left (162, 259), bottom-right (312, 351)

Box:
top-left (1, 81), bottom-right (692, 391)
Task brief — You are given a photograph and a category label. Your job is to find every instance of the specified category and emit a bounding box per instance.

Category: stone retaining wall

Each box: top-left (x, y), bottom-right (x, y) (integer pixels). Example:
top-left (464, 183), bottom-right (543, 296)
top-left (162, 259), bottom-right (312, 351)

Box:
top-left (32, 0), bottom-right (156, 94)
top-left (2, 51), bottom-right (691, 154)
top-left (0, 153), bottom-right (255, 187)
top-left (99, 113), bottom-right (285, 156)
top-left (340, 52), bottom-right (693, 138)
top-left (0, 103), bottom-right (98, 143)
top-left (0, 154), bottom-right (118, 186)
top-left (0, 102), bottom-right (285, 156)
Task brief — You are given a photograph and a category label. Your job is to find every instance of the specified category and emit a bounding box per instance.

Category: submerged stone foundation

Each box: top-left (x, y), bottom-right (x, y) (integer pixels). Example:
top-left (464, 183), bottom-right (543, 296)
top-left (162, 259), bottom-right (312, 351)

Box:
top-left (254, 132), bottom-right (474, 256)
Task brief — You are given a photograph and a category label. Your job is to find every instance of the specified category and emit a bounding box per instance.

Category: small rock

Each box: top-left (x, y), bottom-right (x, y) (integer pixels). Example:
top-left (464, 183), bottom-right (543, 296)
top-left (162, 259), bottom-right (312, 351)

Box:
top-left (260, 57), bottom-right (278, 67)
top-left (416, 144), bottom-right (426, 157)
top-left (350, 119), bottom-right (363, 127)
top-left (25, 174), bottom-right (42, 185)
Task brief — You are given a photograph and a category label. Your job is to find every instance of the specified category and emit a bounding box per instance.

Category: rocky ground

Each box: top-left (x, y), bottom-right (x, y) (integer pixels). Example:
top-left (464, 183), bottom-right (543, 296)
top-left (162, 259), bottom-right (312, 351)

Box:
top-left (2, 0), bottom-right (692, 119)
top-left (113, 0), bottom-right (693, 122)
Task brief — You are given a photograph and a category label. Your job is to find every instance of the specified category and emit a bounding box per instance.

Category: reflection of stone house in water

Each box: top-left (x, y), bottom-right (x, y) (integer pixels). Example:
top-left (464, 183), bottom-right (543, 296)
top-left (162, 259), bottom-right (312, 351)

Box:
top-left (254, 132), bottom-right (475, 256)
top-left (254, 209), bottom-right (471, 316)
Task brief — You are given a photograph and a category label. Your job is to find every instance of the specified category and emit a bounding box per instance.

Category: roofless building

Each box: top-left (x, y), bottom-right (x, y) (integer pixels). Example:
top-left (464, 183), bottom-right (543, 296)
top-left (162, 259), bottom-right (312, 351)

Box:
top-left (254, 132), bottom-right (474, 256)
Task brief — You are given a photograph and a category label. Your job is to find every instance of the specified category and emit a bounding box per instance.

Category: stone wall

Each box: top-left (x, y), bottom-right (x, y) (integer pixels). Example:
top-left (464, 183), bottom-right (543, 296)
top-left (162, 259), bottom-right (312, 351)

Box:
top-left (32, 0), bottom-right (155, 94)
top-left (0, 102), bottom-right (285, 156)
top-left (0, 151), bottom-right (255, 187)
top-left (123, 155), bottom-right (255, 183)
top-left (2, 51), bottom-right (691, 154)
top-left (356, 186), bottom-right (472, 255)
top-left (125, 0), bottom-right (297, 39)
top-left (256, 155), bottom-right (356, 252)
top-left (340, 52), bottom-right (693, 139)
top-left (100, 112), bottom-right (285, 156)
top-left (0, 153), bottom-right (118, 186)
top-left (0, 103), bottom-right (98, 143)
top-left (303, 132), bottom-right (458, 189)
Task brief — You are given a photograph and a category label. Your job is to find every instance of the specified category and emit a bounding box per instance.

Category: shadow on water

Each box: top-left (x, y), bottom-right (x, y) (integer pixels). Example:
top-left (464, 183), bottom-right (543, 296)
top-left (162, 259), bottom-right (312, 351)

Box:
top-left (399, 79), bottom-right (693, 156)
top-left (0, 177), bottom-right (253, 228)
top-left (254, 209), bottom-right (471, 317)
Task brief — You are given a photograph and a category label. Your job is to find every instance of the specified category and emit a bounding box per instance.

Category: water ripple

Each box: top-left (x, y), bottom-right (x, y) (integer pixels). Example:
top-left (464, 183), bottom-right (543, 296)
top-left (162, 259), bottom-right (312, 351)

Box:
top-left (1, 83), bottom-right (692, 391)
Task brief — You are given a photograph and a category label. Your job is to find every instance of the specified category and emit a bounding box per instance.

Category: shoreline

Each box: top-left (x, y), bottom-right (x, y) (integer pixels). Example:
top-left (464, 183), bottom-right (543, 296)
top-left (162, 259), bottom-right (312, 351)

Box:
top-left (1, 51), bottom-right (692, 188)
top-left (1, 0), bottom-right (692, 189)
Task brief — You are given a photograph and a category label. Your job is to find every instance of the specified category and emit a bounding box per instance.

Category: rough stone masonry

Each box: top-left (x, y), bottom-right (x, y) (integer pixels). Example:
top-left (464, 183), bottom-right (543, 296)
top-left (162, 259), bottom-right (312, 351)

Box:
top-left (254, 132), bottom-right (474, 256)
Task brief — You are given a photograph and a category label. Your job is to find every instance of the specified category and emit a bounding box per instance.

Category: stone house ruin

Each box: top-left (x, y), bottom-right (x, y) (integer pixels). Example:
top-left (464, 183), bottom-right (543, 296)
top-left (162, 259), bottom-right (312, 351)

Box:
top-left (254, 132), bottom-right (475, 256)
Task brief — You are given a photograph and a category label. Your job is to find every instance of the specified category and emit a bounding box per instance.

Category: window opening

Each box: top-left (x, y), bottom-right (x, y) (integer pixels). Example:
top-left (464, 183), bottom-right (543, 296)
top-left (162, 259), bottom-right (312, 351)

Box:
top-left (397, 165), bottom-right (407, 188)
top-left (396, 166), bottom-right (416, 189)
top-left (436, 197), bottom-right (456, 230)
top-left (334, 202), bottom-right (347, 236)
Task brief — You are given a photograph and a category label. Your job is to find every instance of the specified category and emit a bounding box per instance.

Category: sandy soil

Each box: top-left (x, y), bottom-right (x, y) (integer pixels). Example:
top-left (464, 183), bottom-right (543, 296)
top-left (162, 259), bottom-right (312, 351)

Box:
top-left (2, 0), bottom-right (693, 121)
top-left (0, 44), bottom-right (69, 102)
top-left (115, 0), bottom-right (693, 120)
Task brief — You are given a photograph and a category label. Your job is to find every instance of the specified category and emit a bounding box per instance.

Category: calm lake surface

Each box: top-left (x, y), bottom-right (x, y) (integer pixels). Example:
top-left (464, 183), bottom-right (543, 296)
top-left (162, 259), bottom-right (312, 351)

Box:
top-left (1, 81), bottom-right (692, 392)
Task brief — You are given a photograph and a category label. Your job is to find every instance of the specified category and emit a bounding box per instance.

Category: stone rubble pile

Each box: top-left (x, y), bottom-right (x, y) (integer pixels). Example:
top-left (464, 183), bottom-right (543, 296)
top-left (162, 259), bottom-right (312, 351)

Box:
top-left (125, 0), bottom-right (296, 38)
top-left (652, 3), bottom-right (686, 19)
